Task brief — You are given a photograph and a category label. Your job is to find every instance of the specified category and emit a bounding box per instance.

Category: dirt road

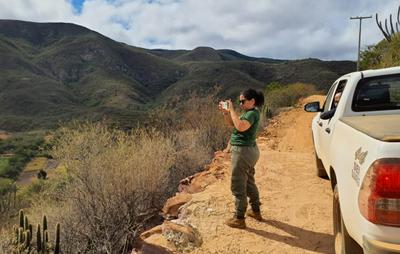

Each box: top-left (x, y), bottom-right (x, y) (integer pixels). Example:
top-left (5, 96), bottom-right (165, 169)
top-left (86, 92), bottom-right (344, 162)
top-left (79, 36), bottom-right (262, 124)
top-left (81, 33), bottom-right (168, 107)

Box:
top-left (144, 95), bottom-right (333, 253)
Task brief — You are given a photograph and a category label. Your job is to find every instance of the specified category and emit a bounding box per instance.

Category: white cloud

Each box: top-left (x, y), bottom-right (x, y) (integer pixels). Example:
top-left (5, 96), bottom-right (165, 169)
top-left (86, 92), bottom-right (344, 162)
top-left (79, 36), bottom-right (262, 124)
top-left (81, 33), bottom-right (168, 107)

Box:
top-left (0, 0), bottom-right (399, 60)
top-left (0, 0), bottom-right (74, 21)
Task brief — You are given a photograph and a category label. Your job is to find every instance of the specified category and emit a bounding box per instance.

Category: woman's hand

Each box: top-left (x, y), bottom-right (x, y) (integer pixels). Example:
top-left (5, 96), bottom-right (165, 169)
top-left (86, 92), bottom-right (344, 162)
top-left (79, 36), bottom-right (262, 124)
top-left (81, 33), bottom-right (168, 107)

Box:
top-left (226, 99), bottom-right (234, 112)
top-left (219, 100), bottom-right (234, 127)
top-left (218, 100), bottom-right (230, 114)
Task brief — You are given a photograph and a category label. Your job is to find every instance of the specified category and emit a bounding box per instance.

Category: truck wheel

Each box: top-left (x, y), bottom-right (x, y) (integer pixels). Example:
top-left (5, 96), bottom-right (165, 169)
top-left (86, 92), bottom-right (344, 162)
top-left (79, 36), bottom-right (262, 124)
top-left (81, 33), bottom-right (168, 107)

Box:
top-left (315, 153), bottom-right (328, 178)
top-left (333, 186), bottom-right (363, 254)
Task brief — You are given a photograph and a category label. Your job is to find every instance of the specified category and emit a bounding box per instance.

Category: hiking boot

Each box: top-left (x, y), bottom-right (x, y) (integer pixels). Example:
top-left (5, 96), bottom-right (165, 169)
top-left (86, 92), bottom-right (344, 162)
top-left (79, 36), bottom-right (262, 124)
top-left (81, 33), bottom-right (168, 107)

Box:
top-left (224, 217), bottom-right (246, 229)
top-left (246, 210), bottom-right (263, 221)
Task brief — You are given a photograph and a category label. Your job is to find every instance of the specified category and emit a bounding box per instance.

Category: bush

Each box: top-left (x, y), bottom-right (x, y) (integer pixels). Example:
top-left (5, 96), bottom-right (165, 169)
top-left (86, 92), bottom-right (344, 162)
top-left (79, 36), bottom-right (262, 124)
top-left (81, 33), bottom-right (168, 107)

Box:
top-left (0, 131), bottom-right (47, 179)
top-left (0, 177), bottom-right (15, 196)
top-left (361, 34), bottom-right (400, 69)
top-left (49, 123), bottom-right (176, 253)
top-left (0, 178), bottom-right (17, 217)
top-left (146, 90), bottom-right (231, 152)
top-left (0, 158), bottom-right (9, 176)
top-left (264, 82), bottom-right (317, 114)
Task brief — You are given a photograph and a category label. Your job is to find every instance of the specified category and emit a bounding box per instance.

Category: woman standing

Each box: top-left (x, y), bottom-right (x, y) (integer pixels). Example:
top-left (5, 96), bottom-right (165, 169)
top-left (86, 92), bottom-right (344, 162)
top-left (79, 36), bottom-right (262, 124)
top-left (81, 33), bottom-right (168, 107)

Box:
top-left (219, 88), bottom-right (264, 229)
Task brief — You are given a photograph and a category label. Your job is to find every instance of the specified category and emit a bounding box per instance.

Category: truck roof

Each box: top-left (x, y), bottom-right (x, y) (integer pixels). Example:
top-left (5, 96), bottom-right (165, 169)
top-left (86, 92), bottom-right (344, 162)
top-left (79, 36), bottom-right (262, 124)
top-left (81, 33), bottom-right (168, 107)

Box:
top-left (344, 66), bottom-right (400, 79)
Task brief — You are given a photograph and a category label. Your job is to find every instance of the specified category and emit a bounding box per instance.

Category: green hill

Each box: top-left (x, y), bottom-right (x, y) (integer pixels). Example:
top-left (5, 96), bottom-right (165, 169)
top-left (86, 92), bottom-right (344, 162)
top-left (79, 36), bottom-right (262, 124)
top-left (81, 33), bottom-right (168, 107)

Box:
top-left (0, 20), bottom-right (355, 131)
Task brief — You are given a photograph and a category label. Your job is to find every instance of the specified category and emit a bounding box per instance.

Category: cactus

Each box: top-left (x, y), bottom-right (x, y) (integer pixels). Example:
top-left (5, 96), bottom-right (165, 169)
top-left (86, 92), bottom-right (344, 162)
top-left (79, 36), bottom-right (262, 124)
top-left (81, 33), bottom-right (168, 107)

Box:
top-left (23, 230), bottom-right (31, 249)
top-left (42, 215), bottom-right (48, 232)
top-left (24, 215), bottom-right (29, 231)
top-left (42, 215), bottom-right (48, 253)
top-left (43, 230), bottom-right (49, 253)
top-left (36, 224), bottom-right (42, 252)
top-left (18, 227), bottom-right (23, 244)
top-left (13, 225), bottom-right (18, 238)
top-left (19, 210), bottom-right (24, 228)
top-left (11, 210), bottom-right (61, 254)
top-left (54, 223), bottom-right (60, 254)
top-left (28, 224), bottom-right (33, 237)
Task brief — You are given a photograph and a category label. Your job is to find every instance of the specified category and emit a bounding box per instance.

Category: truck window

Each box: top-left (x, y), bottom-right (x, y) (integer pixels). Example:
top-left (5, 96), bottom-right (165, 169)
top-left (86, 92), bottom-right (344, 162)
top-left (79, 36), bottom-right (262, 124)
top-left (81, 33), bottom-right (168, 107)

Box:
top-left (352, 74), bottom-right (400, 112)
top-left (331, 80), bottom-right (347, 109)
top-left (323, 82), bottom-right (338, 113)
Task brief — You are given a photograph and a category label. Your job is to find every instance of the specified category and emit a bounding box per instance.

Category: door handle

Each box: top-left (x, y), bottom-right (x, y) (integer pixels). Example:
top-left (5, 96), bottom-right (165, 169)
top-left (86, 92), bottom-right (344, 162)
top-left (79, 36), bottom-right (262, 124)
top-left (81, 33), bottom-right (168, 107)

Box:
top-left (318, 121), bottom-right (323, 127)
top-left (325, 128), bottom-right (331, 134)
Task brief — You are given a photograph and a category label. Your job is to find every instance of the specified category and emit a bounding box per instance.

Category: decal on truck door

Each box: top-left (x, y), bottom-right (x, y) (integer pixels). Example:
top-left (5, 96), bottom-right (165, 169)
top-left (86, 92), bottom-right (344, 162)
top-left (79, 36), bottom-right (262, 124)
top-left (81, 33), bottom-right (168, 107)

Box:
top-left (355, 147), bottom-right (368, 165)
top-left (352, 147), bottom-right (368, 185)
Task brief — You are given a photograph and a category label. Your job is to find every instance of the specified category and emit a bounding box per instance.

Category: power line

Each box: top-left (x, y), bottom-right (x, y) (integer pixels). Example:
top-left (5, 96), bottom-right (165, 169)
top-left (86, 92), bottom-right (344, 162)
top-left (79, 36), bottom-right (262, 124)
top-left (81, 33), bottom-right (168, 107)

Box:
top-left (350, 15), bottom-right (372, 71)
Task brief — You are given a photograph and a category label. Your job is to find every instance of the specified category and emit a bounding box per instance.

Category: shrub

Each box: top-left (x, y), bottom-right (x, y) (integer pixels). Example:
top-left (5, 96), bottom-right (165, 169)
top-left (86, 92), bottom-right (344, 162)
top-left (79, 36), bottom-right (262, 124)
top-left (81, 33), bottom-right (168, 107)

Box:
top-left (264, 82), bottom-right (317, 114)
top-left (146, 90), bottom-right (231, 153)
top-left (0, 178), bottom-right (17, 214)
top-left (50, 123), bottom-right (176, 253)
top-left (0, 177), bottom-right (15, 196)
top-left (0, 131), bottom-right (47, 179)
top-left (360, 34), bottom-right (400, 69)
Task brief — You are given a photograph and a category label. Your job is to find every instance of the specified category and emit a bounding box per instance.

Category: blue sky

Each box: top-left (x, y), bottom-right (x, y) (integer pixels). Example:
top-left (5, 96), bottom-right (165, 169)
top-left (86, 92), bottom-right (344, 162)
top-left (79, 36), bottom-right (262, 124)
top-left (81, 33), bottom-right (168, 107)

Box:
top-left (0, 0), bottom-right (399, 60)
top-left (71, 0), bottom-right (84, 13)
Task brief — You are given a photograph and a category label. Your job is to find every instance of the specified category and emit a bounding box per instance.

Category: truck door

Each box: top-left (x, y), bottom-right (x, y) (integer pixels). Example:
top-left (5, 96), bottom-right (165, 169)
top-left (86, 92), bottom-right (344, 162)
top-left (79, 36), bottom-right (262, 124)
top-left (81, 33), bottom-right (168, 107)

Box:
top-left (319, 80), bottom-right (347, 169)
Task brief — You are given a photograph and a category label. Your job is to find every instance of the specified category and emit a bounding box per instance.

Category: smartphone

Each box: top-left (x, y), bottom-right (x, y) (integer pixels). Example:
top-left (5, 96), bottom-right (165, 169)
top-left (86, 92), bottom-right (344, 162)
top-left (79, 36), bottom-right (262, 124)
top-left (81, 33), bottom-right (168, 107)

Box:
top-left (221, 101), bottom-right (229, 110)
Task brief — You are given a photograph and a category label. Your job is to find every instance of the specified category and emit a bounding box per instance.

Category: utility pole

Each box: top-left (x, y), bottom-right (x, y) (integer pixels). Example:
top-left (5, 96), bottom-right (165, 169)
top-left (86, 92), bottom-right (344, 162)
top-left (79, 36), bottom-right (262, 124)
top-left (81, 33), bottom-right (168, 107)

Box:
top-left (350, 15), bottom-right (372, 71)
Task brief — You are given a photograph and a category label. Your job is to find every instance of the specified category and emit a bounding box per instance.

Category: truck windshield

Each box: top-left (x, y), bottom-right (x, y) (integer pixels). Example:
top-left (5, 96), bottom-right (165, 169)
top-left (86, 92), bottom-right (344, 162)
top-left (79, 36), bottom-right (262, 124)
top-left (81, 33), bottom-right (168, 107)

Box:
top-left (352, 74), bottom-right (400, 112)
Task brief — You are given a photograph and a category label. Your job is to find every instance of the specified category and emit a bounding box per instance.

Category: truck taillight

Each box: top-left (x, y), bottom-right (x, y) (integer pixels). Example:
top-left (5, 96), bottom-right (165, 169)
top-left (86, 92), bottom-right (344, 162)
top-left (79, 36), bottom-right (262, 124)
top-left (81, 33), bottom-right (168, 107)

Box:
top-left (359, 158), bottom-right (400, 227)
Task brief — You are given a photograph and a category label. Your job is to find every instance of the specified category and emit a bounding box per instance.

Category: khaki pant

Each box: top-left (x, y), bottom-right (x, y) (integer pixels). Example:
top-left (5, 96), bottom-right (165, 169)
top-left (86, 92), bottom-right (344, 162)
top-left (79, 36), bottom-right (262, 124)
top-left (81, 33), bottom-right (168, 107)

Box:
top-left (230, 145), bottom-right (261, 218)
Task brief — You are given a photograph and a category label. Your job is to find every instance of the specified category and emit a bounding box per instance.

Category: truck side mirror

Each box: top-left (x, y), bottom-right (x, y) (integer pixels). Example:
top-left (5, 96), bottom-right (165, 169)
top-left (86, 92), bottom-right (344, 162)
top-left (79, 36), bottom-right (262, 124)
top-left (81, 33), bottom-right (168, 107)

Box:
top-left (304, 101), bottom-right (322, 112)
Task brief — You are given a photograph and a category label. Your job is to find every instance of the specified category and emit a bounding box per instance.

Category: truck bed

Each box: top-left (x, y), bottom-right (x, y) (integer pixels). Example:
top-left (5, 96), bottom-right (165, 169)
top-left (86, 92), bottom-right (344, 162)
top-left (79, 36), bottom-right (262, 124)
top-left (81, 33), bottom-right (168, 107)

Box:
top-left (340, 115), bottom-right (400, 142)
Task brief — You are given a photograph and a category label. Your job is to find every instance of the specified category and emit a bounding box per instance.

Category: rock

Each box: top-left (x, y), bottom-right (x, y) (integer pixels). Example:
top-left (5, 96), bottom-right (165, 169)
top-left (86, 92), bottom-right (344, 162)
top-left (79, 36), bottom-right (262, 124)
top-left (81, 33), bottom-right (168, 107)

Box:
top-left (131, 238), bottom-right (173, 254)
top-left (162, 192), bottom-right (192, 219)
top-left (162, 220), bottom-right (202, 252)
top-left (178, 171), bottom-right (217, 194)
top-left (140, 225), bottom-right (163, 239)
top-left (207, 165), bottom-right (226, 180)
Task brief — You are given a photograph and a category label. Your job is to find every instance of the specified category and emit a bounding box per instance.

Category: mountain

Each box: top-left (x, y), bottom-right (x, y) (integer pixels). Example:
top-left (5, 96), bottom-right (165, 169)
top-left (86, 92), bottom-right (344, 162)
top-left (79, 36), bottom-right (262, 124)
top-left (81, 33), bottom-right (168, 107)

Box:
top-left (0, 20), bottom-right (355, 131)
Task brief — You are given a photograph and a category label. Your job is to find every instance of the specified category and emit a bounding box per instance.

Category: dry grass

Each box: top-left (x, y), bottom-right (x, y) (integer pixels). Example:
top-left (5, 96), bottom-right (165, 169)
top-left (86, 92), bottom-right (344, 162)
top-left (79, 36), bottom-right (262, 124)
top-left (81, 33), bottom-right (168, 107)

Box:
top-left (23, 157), bottom-right (48, 172)
top-left (0, 228), bottom-right (13, 253)
top-left (46, 123), bottom-right (176, 253)
top-left (146, 90), bottom-right (231, 152)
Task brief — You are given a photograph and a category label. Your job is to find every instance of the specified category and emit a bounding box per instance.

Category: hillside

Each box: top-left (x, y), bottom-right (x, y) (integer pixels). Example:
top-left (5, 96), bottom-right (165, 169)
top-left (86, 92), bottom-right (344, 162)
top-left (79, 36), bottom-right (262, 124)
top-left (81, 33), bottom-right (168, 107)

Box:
top-left (136, 96), bottom-right (334, 254)
top-left (361, 35), bottom-right (400, 69)
top-left (0, 20), bottom-right (355, 131)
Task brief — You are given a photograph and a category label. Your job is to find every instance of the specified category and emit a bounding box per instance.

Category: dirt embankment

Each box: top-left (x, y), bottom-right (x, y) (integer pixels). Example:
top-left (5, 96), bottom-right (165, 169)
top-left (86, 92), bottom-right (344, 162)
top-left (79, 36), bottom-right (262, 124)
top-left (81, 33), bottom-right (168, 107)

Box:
top-left (137, 95), bottom-right (332, 254)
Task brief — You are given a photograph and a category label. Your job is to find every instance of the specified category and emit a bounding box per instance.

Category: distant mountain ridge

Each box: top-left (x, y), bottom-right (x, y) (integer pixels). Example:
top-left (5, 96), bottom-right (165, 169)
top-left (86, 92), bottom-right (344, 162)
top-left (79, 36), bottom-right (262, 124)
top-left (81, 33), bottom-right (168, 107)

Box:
top-left (0, 20), bottom-right (355, 131)
top-left (149, 47), bottom-right (284, 63)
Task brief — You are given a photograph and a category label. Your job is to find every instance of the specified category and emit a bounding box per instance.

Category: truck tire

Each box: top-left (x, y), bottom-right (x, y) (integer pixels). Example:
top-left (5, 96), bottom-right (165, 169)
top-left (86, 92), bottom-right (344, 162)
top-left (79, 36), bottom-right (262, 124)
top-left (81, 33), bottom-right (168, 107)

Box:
top-left (315, 153), bottom-right (328, 178)
top-left (333, 186), bottom-right (363, 254)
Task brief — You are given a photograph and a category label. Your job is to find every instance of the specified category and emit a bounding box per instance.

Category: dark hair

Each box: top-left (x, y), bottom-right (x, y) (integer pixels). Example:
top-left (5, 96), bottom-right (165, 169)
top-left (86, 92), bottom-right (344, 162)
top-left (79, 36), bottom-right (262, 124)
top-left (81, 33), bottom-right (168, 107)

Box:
top-left (242, 88), bottom-right (265, 107)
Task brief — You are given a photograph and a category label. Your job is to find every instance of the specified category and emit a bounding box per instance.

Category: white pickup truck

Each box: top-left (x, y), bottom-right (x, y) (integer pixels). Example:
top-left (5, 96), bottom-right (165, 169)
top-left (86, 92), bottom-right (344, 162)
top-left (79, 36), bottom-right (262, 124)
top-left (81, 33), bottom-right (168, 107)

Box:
top-left (304, 66), bottom-right (400, 254)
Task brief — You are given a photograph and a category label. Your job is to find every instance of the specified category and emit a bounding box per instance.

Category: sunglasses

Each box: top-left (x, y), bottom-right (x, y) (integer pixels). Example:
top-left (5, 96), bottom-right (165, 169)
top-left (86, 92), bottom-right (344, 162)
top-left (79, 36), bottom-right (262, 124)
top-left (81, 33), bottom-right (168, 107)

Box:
top-left (239, 99), bottom-right (247, 104)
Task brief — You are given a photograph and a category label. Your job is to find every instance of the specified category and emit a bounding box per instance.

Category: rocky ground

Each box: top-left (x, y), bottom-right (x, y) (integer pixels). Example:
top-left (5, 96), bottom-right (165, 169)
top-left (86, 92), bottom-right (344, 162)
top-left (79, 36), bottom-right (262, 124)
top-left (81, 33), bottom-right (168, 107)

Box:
top-left (136, 95), bottom-right (333, 254)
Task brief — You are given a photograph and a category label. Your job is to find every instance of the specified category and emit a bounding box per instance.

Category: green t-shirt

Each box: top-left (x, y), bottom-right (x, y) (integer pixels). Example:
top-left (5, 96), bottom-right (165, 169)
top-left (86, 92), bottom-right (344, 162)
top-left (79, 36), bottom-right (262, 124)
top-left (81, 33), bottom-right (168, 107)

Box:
top-left (230, 108), bottom-right (260, 146)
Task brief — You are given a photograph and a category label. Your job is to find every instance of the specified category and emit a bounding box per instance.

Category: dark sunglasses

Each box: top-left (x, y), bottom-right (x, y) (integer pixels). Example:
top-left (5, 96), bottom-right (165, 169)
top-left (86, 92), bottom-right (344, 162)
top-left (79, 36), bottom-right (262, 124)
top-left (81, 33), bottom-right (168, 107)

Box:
top-left (239, 99), bottom-right (247, 104)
